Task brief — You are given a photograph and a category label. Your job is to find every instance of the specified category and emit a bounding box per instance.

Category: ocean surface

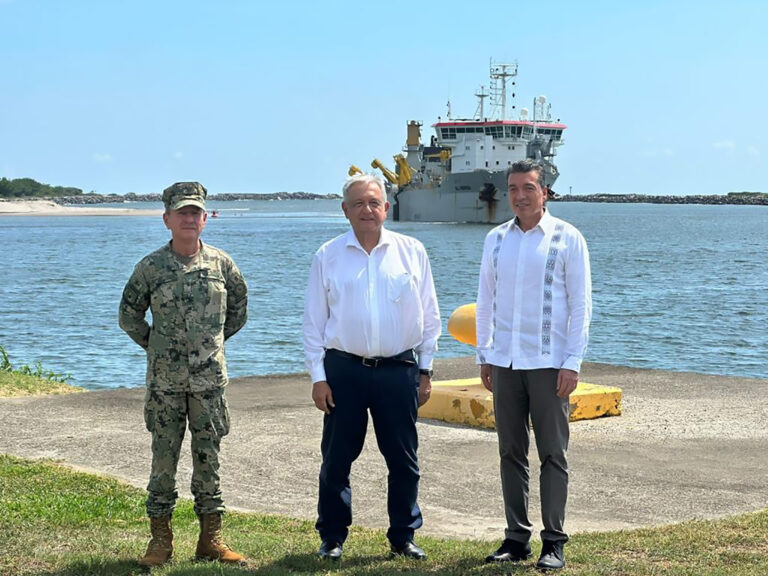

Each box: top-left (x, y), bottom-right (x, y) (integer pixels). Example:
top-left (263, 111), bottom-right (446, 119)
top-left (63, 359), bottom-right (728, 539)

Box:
top-left (1, 199), bottom-right (766, 389)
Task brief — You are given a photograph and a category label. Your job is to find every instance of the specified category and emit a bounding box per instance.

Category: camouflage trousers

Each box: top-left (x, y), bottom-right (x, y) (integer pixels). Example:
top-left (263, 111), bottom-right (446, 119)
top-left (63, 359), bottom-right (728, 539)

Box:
top-left (143, 388), bottom-right (231, 518)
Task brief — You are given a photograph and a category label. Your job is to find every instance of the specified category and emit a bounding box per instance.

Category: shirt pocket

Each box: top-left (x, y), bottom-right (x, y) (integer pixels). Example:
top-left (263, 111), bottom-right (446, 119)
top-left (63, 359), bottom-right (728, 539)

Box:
top-left (387, 272), bottom-right (415, 303)
top-left (194, 269), bottom-right (227, 328)
top-left (150, 275), bottom-right (182, 334)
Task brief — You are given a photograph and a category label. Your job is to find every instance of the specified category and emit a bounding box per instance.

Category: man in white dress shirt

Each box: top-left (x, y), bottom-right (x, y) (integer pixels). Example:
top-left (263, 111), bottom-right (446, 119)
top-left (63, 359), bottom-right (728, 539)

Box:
top-left (477, 159), bottom-right (591, 571)
top-left (303, 173), bottom-right (441, 561)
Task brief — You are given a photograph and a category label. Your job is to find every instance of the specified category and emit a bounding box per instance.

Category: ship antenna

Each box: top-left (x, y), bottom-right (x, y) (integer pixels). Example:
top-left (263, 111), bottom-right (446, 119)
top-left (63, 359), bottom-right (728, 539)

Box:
top-left (474, 85), bottom-right (488, 120)
top-left (489, 60), bottom-right (518, 120)
top-left (446, 99), bottom-right (452, 119)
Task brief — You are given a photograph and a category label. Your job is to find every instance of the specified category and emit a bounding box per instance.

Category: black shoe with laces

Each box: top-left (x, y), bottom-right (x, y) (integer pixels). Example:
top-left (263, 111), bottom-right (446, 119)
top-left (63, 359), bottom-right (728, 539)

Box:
top-left (484, 538), bottom-right (532, 563)
top-left (536, 539), bottom-right (565, 570)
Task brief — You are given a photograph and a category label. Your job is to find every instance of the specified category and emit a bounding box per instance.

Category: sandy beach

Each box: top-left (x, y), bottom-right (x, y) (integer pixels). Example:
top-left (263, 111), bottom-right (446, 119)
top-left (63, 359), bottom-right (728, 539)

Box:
top-left (0, 199), bottom-right (162, 217)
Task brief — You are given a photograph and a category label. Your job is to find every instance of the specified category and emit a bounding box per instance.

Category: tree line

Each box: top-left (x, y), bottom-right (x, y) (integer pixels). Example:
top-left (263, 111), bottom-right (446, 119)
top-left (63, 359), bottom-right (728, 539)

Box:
top-left (0, 178), bottom-right (83, 198)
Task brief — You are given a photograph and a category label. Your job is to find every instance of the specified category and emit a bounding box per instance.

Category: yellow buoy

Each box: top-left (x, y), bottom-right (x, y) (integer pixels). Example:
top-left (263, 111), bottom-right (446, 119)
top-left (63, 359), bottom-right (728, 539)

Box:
top-left (447, 303), bottom-right (477, 346)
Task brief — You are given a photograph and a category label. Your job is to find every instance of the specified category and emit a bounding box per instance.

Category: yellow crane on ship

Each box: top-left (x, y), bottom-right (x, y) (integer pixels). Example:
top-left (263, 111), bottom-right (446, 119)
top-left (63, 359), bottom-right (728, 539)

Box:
top-left (349, 154), bottom-right (414, 187)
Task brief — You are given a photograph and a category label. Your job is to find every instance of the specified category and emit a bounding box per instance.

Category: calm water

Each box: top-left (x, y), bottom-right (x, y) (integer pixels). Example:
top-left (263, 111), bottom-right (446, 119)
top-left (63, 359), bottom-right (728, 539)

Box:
top-left (1, 199), bottom-right (766, 389)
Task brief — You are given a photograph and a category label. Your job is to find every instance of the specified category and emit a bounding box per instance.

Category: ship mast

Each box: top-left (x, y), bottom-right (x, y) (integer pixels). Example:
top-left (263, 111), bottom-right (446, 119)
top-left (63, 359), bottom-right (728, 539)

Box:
top-left (488, 61), bottom-right (518, 120)
top-left (474, 85), bottom-right (489, 120)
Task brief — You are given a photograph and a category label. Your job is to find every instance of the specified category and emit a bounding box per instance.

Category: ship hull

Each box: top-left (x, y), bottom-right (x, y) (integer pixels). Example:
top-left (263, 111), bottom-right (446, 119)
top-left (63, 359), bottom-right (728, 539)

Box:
top-left (389, 170), bottom-right (514, 224)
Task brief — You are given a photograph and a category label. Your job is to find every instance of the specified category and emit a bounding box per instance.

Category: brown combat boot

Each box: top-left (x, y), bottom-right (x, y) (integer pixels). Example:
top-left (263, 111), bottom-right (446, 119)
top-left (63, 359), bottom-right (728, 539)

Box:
top-left (138, 516), bottom-right (173, 568)
top-left (195, 513), bottom-right (245, 564)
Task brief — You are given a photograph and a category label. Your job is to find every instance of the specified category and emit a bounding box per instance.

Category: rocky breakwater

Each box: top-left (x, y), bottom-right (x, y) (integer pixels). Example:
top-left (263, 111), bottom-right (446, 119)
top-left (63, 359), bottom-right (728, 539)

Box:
top-left (51, 191), bottom-right (340, 205)
top-left (553, 192), bottom-right (768, 206)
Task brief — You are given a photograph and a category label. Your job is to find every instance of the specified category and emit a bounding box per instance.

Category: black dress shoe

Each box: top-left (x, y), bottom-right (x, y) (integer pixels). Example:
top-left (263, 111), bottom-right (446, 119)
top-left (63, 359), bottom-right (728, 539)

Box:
top-left (484, 539), bottom-right (532, 563)
top-left (390, 540), bottom-right (427, 560)
top-left (317, 541), bottom-right (343, 561)
top-left (536, 539), bottom-right (565, 570)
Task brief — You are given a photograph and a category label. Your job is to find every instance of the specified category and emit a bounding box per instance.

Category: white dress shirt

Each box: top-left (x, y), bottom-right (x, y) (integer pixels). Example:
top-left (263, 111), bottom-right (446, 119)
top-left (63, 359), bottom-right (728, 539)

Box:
top-left (303, 228), bottom-right (441, 384)
top-left (476, 209), bottom-right (592, 372)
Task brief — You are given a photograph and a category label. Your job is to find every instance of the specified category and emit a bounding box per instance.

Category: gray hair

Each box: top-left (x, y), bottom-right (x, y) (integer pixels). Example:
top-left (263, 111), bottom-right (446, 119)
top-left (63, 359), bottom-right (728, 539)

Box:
top-left (507, 159), bottom-right (546, 188)
top-left (342, 173), bottom-right (387, 204)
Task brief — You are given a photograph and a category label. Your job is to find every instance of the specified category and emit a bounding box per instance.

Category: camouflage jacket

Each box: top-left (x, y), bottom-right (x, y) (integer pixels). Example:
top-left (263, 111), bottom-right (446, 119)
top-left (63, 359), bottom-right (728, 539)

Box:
top-left (119, 241), bottom-right (248, 392)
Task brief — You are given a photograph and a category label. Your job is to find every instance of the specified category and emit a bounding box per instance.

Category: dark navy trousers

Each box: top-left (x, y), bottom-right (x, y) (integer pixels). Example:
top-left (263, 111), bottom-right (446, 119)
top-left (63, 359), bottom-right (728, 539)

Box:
top-left (316, 349), bottom-right (422, 546)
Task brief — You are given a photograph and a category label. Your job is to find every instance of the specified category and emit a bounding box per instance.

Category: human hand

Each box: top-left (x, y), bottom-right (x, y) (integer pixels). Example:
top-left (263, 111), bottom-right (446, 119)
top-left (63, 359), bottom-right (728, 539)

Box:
top-left (418, 374), bottom-right (432, 406)
top-left (480, 364), bottom-right (493, 392)
top-left (556, 369), bottom-right (579, 398)
top-left (312, 380), bottom-right (335, 414)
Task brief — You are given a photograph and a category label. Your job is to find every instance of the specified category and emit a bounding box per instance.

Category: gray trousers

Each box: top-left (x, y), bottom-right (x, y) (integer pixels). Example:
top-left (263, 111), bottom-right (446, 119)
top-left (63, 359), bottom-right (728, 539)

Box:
top-left (492, 366), bottom-right (569, 543)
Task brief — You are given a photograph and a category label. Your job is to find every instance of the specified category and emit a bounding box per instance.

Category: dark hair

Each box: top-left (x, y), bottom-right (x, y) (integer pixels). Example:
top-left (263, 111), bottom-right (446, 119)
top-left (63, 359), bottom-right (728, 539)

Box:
top-left (506, 159), bottom-right (545, 188)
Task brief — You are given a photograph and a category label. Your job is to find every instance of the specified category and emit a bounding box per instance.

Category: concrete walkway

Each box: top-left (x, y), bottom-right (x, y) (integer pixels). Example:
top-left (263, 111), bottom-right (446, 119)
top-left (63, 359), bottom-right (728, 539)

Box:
top-left (1, 358), bottom-right (766, 541)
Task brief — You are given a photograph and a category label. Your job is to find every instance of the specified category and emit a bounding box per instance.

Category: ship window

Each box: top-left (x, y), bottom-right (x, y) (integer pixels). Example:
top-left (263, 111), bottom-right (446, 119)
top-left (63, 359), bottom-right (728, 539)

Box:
top-left (492, 145), bottom-right (495, 150)
top-left (485, 161), bottom-right (488, 167)
top-left (465, 146), bottom-right (470, 150)
top-left (480, 145), bottom-right (484, 150)
top-left (457, 127), bottom-right (465, 133)
top-left (496, 161), bottom-right (500, 165)
top-left (466, 161), bottom-right (471, 166)
top-left (487, 126), bottom-right (503, 138)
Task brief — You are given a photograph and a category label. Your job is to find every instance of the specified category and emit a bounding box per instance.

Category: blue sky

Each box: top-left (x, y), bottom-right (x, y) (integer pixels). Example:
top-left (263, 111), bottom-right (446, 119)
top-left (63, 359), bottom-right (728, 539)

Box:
top-left (1, 0), bottom-right (765, 196)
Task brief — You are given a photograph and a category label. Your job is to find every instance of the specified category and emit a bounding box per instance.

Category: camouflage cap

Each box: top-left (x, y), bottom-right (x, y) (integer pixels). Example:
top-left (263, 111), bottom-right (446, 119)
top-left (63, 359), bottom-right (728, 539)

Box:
top-left (162, 182), bottom-right (207, 211)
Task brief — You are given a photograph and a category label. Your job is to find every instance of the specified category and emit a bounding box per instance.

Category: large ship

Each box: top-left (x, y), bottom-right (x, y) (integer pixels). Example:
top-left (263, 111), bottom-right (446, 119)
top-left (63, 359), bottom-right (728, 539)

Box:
top-left (351, 62), bottom-right (566, 223)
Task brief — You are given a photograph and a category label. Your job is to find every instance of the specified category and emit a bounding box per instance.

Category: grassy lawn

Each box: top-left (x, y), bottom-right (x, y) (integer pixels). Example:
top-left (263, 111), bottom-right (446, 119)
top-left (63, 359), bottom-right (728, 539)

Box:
top-left (0, 370), bottom-right (83, 397)
top-left (0, 345), bottom-right (82, 397)
top-left (0, 455), bottom-right (766, 575)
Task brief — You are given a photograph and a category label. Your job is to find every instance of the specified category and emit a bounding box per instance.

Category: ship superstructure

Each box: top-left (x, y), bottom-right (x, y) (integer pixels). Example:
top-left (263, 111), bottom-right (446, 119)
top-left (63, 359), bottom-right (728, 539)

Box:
top-left (352, 61), bottom-right (566, 223)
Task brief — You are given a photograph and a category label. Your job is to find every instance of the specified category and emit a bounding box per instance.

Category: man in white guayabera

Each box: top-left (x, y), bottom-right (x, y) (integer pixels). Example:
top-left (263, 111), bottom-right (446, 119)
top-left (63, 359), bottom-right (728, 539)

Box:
top-left (476, 159), bottom-right (592, 571)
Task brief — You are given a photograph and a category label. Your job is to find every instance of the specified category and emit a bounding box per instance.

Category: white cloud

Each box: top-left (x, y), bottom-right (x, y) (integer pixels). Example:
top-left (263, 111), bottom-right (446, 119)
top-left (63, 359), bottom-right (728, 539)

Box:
top-left (92, 153), bottom-right (113, 164)
top-left (747, 146), bottom-right (760, 157)
top-left (712, 140), bottom-right (735, 150)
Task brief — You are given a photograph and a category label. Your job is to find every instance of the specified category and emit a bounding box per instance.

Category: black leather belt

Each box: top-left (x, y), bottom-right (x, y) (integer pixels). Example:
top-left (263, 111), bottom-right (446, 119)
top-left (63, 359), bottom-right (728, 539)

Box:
top-left (327, 348), bottom-right (416, 368)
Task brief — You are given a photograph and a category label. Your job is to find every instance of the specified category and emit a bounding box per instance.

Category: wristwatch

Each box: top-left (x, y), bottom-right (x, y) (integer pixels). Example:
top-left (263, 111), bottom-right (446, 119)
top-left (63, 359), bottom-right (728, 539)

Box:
top-left (419, 369), bottom-right (433, 377)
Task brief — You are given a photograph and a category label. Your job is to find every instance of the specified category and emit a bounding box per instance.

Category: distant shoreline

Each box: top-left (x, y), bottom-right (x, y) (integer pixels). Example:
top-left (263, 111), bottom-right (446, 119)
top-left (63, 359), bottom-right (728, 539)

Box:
top-left (552, 193), bottom-right (767, 206)
top-left (2, 191), bottom-right (766, 209)
top-left (52, 191), bottom-right (341, 205)
top-left (0, 192), bottom-right (341, 217)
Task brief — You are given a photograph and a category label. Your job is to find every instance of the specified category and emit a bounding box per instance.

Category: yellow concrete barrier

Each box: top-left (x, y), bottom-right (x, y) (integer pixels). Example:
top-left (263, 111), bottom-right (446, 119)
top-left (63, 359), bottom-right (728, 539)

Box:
top-left (419, 378), bottom-right (622, 429)
top-left (434, 303), bottom-right (623, 428)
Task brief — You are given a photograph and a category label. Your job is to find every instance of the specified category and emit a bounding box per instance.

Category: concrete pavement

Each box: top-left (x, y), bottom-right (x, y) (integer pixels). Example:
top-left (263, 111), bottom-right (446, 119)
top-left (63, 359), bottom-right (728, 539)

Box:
top-left (1, 357), bottom-right (766, 541)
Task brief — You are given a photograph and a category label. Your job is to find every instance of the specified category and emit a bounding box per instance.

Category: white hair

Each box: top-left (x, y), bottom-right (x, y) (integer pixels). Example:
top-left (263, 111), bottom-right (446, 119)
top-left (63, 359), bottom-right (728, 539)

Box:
top-left (342, 173), bottom-right (387, 204)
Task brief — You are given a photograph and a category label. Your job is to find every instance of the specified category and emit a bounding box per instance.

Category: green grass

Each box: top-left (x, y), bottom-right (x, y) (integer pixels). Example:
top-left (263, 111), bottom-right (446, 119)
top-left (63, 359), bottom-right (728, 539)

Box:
top-left (0, 344), bottom-right (81, 397)
top-left (0, 370), bottom-right (83, 397)
top-left (0, 454), bottom-right (766, 576)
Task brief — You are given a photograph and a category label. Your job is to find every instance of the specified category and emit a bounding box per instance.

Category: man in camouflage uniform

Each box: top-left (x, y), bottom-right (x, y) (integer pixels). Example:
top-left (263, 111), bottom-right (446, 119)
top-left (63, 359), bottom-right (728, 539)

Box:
top-left (119, 182), bottom-right (248, 568)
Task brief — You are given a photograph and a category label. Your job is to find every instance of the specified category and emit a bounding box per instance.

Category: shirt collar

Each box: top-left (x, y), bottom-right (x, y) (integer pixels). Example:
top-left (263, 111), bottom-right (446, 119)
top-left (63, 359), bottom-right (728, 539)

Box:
top-left (512, 207), bottom-right (555, 234)
top-left (344, 227), bottom-right (392, 251)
